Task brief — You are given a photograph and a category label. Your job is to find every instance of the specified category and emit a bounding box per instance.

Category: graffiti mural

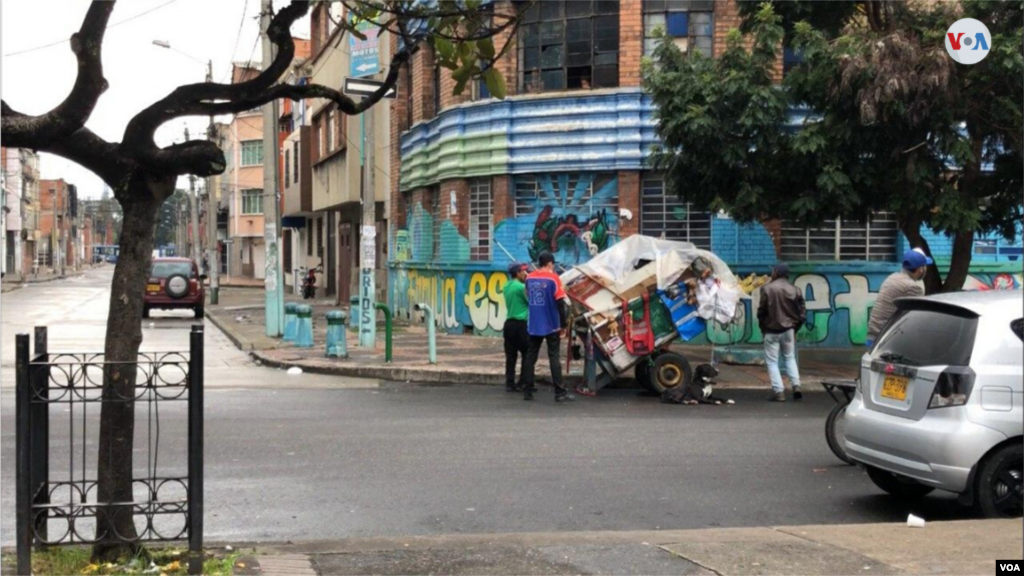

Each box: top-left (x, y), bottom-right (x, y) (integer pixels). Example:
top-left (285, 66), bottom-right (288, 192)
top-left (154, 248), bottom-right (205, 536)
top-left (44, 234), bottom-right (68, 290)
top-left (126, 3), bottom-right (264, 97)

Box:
top-left (496, 173), bottom-right (619, 267)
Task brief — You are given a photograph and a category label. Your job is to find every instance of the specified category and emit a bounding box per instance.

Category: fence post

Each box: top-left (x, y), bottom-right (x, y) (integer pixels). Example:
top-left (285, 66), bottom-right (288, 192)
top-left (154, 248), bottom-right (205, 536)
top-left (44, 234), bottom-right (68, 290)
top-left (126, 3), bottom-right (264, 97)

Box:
top-left (31, 326), bottom-right (49, 546)
top-left (188, 324), bottom-right (205, 576)
top-left (16, 333), bottom-right (32, 575)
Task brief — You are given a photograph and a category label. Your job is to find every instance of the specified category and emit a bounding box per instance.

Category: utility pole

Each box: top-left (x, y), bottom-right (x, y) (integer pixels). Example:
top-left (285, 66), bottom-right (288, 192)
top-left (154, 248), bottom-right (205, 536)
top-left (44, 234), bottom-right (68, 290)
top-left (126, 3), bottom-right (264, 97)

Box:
top-left (185, 126), bottom-right (201, 267)
top-left (358, 102), bottom-right (376, 347)
top-left (206, 60), bottom-right (220, 304)
top-left (261, 0), bottom-right (284, 337)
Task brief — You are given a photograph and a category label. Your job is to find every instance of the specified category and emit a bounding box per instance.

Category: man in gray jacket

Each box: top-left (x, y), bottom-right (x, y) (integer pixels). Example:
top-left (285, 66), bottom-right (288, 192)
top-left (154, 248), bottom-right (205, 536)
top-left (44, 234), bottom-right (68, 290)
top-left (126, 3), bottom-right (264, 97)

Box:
top-left (757, 263), bottom-right (807, 402)
top-left (866, 248), bottom-right (932, 347)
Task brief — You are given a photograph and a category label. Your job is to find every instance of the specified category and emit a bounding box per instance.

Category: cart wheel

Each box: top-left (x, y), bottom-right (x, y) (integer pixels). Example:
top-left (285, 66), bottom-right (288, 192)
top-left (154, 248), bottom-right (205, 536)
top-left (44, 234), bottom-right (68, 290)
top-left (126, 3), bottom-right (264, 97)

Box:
top-left (635, 359), bottom-right (656, 392)
top-left (649, 352), bottom-right (692, 394)
top-left (825, 401), bottom-right (854, 465)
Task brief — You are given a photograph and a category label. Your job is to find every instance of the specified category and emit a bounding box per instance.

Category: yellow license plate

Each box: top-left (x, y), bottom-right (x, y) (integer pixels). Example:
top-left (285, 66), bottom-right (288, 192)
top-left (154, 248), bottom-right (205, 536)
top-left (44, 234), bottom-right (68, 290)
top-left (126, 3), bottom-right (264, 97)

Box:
top-left (146, 284), bottom-right (161, 293)
top-left (881, 375), bottom-right (909, 401)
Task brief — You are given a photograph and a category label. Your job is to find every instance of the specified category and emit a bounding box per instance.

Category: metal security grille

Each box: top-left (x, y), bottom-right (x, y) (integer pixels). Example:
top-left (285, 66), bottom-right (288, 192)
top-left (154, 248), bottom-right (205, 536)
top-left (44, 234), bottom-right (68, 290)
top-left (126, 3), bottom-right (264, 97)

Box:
top-left (468, 179), bottom-right (492, 261)
top-left (514, 174), bottom-right (618, 218)
top-left (780, 212), bottom-right (899, 261)
top-left (431, 187), bottom-right (441, 261)
top-left (639, 174), bottom-right (712, 249)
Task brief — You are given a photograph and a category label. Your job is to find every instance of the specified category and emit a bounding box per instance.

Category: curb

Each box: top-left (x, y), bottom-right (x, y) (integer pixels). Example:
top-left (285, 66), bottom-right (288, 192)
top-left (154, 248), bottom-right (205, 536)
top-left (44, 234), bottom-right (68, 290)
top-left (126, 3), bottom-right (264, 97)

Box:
top-left (206, 310), bottom-right (256, 352)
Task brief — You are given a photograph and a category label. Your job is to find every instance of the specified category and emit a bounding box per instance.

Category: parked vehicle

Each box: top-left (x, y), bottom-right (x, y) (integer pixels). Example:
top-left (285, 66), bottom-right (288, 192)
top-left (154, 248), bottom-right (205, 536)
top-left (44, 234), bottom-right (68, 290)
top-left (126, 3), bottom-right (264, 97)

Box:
top-left (845, 290), bottom-right (1023, 517)
top-left (300, 265), bottom-right (322, 300)
top-left (143, 257), bottom-right (206, 319)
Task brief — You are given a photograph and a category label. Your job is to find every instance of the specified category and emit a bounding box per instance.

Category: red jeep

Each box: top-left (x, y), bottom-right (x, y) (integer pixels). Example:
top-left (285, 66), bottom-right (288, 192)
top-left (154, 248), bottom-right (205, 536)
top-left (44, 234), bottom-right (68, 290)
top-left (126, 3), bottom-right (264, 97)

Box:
top-left (143, 257), bottom-right (206, 319)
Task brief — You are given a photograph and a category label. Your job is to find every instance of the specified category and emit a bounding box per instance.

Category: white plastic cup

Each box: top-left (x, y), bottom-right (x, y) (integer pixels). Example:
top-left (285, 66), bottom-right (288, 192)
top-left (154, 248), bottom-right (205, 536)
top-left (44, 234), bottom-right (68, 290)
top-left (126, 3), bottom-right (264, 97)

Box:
top-left (907, 514), bottom-right (925, 528)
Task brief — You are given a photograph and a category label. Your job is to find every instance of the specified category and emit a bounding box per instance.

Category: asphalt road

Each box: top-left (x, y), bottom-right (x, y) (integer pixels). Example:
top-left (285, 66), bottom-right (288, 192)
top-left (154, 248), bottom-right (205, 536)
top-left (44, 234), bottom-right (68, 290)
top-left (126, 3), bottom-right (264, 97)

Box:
top-left (0, 269), bottom-right (977, 546)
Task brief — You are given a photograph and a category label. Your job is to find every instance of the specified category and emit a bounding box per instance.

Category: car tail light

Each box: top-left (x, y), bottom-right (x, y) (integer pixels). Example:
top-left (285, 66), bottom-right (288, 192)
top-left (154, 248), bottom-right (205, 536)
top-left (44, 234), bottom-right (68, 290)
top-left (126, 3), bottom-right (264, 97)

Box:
top-left (189, 279), bottom-right (197, 293)
top-left (928, 367), bottom-right (976, 409)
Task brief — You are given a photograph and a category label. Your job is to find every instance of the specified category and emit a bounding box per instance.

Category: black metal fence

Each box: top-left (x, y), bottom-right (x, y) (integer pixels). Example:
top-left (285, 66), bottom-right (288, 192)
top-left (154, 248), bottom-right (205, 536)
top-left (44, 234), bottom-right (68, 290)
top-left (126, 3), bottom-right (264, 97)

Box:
top-left (15, 325), bottom-right (204, 575)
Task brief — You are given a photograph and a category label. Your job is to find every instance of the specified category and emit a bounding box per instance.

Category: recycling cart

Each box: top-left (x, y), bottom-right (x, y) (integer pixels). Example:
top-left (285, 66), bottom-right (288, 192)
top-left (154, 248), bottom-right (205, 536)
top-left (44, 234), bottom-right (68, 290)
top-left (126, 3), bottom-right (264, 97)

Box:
top-left (560, 236), bottom-right (743, 394)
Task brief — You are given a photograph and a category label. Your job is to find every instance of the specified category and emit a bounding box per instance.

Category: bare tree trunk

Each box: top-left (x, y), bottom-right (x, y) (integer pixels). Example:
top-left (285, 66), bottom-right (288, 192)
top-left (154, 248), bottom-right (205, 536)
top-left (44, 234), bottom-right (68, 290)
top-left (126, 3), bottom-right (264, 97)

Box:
top-left (93, 176), bottom-right (166, 561)
top-left (942, 229), bottom-right (974, 293)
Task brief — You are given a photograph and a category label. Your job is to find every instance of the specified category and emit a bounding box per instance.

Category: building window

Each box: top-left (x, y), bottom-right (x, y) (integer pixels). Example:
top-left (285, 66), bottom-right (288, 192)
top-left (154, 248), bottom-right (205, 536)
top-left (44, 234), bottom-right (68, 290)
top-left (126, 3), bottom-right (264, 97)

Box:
top-left (293, 141), bottom-right (299, 183)
top-left (643, 0), bottom-right (714, 59)
top-left (468, 178), bottom-right (493, 261)
top-left (780, 212), bottom-right (899, 262)
top-left (519, 0), bottom-right (620, 93)
top-left (241, 188), bottom-right (263, 215)
top-left (284, 150), bottom-right (291, 188)
top-left (431, 187), bottom-right (442, 260)
top-left (783, 47), bottom-right (804, 77)
top-left (313, 107), bottom-right (344, 162)
top-left (240, 140), bottom-right (263, 167)
top-left (640, 173), bottom-right (712, 249)
top-left (316, 217), bottom-right (324, 258)
top-left (326, 109), bottom-right (335, 151)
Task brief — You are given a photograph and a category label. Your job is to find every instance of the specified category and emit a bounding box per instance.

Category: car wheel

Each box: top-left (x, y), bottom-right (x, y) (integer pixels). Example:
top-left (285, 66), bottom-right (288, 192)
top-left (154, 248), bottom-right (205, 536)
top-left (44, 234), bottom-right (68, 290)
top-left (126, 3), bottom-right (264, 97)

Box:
top-left (865, 466), bottom-right (935, 499)
top-left (825, 402), bottom-right (854, 465)
top-left (975, 444), bottom-right (1023, 518)
top-left (194, 305), bottom-right (204, 319)
top-left (635, 359), bottom-right (656, 392)
top-left (648, 352), bottom-right (692, 395)
top-left (142, 306), bottom-right (150, 319)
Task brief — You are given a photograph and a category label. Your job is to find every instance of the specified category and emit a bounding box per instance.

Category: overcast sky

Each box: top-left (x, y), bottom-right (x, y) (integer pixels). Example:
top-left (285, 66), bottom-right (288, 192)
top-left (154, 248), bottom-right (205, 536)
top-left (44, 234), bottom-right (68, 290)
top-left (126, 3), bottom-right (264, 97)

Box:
top-left (2, 0), bottom-right (309, 199)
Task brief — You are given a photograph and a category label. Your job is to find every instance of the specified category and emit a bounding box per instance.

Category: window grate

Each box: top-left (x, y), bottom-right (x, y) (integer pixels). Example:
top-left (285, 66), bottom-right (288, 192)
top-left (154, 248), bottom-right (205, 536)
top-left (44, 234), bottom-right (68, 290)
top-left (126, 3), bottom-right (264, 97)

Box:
top-left (639, 173), bottom-right (712, 249)
top-left (780, 212), bottom-right (898, 261)
top-left (468, 178), bottom-right (493, 261)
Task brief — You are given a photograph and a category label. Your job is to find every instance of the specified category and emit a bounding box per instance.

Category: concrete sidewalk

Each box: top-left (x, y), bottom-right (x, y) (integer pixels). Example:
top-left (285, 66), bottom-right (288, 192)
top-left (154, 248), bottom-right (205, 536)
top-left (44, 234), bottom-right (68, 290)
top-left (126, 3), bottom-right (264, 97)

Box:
top-left (230, 520), bottom-right (1021, 575)
top-left (1, 268), bottom-right (88, 293)
top-left (206, 288), bottom-right (859, 388)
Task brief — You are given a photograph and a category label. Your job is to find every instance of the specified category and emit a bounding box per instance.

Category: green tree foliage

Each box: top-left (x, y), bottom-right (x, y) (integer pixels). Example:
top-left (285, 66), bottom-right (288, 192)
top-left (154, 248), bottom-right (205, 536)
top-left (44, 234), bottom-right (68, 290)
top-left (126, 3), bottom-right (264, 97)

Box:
top-left (643, 1), bottom-right (1023, 293)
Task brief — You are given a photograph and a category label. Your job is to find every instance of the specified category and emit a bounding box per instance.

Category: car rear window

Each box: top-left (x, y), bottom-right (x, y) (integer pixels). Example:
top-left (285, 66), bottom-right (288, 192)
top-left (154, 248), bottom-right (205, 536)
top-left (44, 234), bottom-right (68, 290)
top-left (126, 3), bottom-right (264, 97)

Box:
top-left (151, 262), bottom-right (193, 278)
top-left (871, 307), bottom-right (978, 367)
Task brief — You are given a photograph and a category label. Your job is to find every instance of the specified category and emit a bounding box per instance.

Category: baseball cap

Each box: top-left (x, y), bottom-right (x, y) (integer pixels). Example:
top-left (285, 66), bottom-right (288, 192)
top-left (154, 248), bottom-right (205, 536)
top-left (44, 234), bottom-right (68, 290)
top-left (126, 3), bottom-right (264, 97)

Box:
top-left (903, 248), bottom-right (934, 270)
top-left (507, 262), bottom-right (528, 276)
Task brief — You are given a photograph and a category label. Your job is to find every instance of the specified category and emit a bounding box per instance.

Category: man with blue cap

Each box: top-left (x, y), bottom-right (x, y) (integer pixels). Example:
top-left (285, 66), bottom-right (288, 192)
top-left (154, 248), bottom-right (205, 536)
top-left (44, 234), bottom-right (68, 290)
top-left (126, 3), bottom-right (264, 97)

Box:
top-left (502, 262), bottom-right (531, 393)
top-left (866, 247), bottom-right (933, 347)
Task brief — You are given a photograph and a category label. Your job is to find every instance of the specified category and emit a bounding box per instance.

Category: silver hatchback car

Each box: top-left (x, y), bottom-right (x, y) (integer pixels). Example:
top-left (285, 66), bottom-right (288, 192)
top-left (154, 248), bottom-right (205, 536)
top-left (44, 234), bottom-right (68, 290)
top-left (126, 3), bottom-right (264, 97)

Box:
top-left (845, 290), bottom-right (1023, 517)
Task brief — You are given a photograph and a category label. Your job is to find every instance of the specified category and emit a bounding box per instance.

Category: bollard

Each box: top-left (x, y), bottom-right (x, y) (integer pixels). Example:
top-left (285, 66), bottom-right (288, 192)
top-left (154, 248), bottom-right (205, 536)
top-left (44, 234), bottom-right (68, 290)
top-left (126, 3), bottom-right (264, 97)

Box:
top-left (295, 304), bottom-right (314, 348)
top-left (414, 303), bottom-right (437, 364)
top-left (326, 310), bottom-right (348, 358)
top-left (374, 302), bottom-right (393, 363)
top-left (349, 297), bottom-right (360, 330)
top-left (283, 302), bottom-right (298, 342)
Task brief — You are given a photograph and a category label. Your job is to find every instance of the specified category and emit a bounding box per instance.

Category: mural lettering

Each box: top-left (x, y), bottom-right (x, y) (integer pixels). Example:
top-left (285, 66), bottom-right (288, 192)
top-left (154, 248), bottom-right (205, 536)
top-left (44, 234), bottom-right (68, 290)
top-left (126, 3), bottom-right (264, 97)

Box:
top-left (465, 272), bottom-right (507, 333)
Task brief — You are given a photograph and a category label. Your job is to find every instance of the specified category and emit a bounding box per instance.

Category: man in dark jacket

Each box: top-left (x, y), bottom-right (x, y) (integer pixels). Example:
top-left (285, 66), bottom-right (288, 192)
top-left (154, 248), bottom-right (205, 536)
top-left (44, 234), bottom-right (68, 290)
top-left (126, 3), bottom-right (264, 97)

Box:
top-left (757, 263), bottom-right (806, 402)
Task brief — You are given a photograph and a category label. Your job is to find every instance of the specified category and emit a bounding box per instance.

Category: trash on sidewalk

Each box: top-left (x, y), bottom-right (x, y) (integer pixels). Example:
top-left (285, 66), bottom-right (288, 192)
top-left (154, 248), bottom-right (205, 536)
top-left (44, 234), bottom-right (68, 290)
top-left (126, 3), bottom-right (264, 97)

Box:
top-left (907, 514), bottom-right (926, 528)
top-left (561, 236), bottom-right (742, 393)
top-left (287, 367), bottom-right (303, 376)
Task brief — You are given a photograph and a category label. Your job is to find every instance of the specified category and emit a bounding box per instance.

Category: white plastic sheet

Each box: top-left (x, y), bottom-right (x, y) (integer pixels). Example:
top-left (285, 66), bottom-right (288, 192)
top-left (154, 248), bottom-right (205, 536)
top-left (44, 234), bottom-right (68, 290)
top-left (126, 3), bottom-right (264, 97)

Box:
top-left (565, 235), bottom-right (741, 325)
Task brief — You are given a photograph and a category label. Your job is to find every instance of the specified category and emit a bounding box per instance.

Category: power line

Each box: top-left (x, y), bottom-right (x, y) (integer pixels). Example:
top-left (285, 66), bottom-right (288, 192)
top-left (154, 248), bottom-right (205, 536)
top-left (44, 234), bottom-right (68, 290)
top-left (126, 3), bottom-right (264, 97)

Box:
top-left (4, 0), bottom-right (182, 57)
top-left (221, 0), bottom-right (251, 83)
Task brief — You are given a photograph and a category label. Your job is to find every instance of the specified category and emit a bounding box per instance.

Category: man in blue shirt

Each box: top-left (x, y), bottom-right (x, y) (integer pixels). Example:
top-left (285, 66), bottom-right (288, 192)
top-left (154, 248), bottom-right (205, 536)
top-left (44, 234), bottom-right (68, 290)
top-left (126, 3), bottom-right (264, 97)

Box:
top-left (521, 251), bottom-right (575, 403)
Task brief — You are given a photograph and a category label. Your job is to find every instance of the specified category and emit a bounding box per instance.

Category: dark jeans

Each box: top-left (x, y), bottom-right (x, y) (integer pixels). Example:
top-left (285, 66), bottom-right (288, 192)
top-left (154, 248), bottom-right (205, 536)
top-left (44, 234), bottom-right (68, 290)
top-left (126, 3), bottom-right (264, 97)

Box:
top-left (522, 332), bottom-right (568, 397)
top-left (503, 319), bottom-right (529, 389)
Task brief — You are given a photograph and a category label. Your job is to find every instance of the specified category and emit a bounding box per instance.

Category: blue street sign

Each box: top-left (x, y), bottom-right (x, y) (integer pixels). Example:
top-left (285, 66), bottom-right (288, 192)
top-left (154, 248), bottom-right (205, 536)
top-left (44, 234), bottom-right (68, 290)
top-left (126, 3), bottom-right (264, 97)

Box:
top-left (349, 17), bottom-right (380, 78)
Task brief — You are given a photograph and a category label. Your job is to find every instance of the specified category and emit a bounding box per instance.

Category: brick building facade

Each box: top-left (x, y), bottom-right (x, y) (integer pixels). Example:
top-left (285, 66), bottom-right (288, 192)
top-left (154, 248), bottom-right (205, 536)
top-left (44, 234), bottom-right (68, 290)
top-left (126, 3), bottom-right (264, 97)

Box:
top-left (386, 0), bottom-right (1022, 348)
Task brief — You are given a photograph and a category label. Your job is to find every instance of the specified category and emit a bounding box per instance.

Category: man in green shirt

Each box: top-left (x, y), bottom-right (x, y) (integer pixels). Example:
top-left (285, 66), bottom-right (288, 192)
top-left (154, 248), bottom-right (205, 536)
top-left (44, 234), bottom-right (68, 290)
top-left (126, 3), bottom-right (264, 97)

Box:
top-left (503, 262), bottom-right (530, 392)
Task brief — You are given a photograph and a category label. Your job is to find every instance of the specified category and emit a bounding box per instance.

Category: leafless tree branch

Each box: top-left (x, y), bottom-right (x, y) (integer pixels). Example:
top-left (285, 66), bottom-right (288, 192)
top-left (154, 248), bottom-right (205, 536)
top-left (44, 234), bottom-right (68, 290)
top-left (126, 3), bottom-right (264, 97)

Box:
top-left (1, 0), bottom-right (114, 148)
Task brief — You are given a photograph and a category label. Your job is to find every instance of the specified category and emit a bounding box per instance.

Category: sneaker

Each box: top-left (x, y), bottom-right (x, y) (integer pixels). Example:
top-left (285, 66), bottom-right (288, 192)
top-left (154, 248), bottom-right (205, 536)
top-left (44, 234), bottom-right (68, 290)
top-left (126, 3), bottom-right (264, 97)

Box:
top-left (506, 385), bottom-right (522, 393)
top-left (555, 393), bottom-right (576, 403)
top-left (767, 391), bottom-right (786, 402)
top-left (523, 392), bottom-right (534, 401)
top-left (575, 386), bottom-right (596, 397)
top-left (793, 386), bottom-right (803, 401)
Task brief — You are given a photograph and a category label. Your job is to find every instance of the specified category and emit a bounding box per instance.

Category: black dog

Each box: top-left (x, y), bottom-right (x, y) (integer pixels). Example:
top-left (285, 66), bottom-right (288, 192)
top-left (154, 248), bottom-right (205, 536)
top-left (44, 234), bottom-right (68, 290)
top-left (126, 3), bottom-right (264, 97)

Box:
top-left (661, 363), bottom-right (735, 405)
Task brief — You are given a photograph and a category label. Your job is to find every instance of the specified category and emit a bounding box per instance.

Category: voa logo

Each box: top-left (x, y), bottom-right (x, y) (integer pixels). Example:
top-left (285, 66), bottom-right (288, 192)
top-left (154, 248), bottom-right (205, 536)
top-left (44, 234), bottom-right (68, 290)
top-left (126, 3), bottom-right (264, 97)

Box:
top-left (945, 18), bottom-right (991, 65)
